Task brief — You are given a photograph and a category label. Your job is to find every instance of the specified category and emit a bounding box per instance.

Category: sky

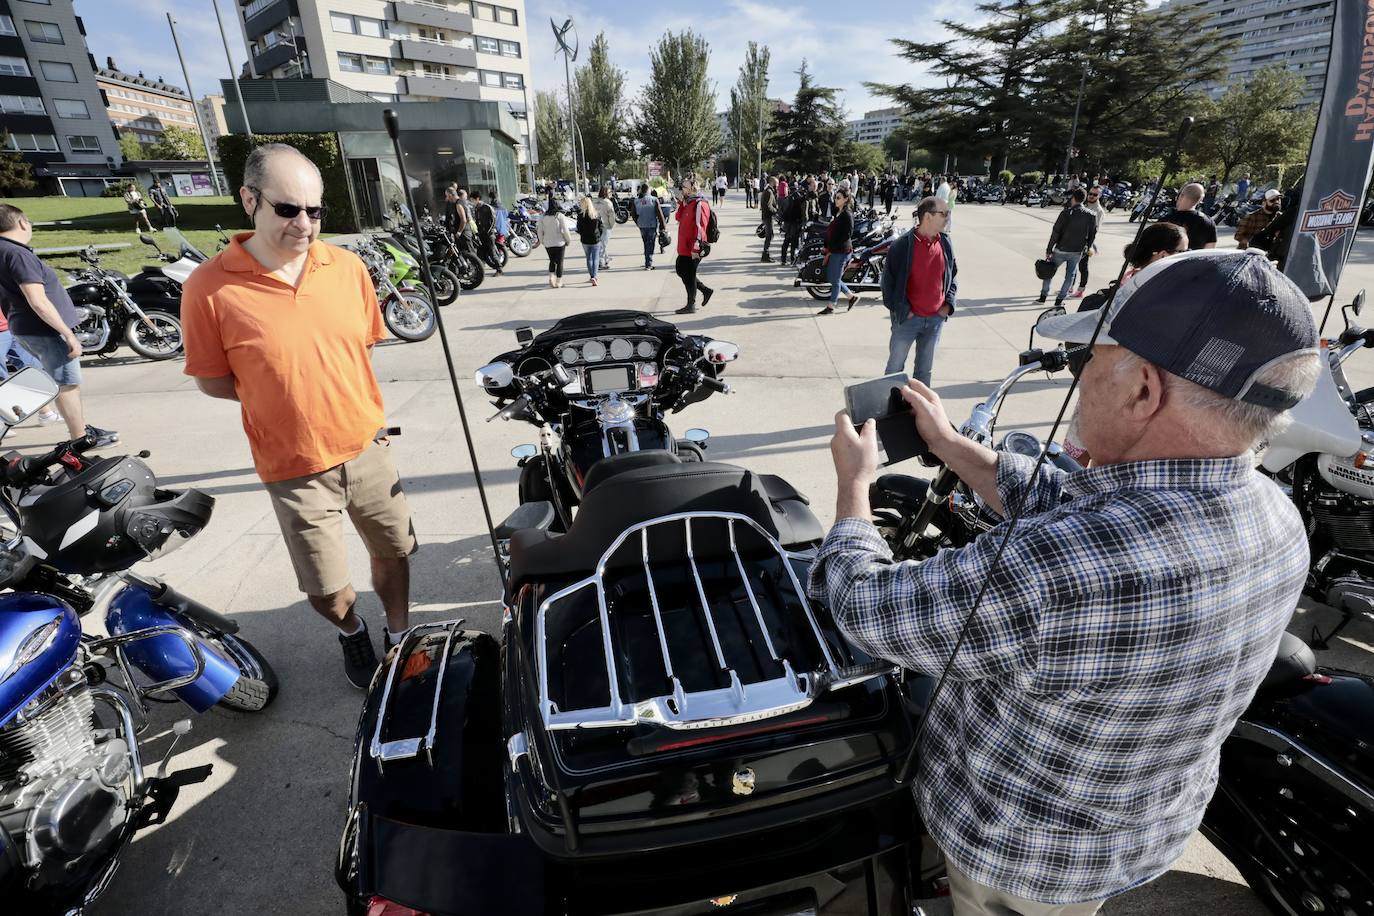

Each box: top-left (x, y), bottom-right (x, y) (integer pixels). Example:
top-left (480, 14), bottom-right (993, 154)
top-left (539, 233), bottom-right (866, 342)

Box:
top-left (73, 0), bottom-right (976, 122)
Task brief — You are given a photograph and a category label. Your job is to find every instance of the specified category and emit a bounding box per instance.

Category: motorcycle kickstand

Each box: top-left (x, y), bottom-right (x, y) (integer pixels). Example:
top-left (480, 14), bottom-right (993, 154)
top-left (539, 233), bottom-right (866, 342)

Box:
top-left (153, 718), bottom-right (192, 780)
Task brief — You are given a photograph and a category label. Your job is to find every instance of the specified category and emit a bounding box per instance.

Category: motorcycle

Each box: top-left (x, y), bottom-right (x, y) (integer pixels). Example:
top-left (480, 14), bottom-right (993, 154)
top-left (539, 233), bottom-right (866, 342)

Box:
top-left (794, 232), bottom-right (894, 302)
top-left (1130, 187), bottom-right (1176, 222)
top-left (352, 239), bottom-right (437, 343)
top-left (62, 247), bottom-right (184, 362)
top-left (375, 228), bottom-right (458, 307)
top-left (870, 347), bottom-right (1374, 916)
top-left (472, 310), bottom-right (740, 530)
top-left (135, 228), bottom-right (206, 288)
top-left (612, 194), bottom-right (632, 225)
top-left (0, 368), bottom-right (277, 915)
top-left (409, 213), bottom-right (484, 293)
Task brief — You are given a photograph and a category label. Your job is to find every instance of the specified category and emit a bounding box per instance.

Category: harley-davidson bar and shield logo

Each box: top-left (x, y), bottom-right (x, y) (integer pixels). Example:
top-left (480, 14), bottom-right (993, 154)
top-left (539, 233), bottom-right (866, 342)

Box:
top-left (1299, 190), bottom-right (1360, 249)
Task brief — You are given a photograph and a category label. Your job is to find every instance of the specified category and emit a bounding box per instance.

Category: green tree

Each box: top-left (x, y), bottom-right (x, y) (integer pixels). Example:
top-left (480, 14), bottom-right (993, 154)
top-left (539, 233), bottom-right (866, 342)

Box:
top-left (573, 31), bottom-right (629, 173)
top-left (869, 0), bottom-right (1063, 174)
top-left (534, 88), bottom-right (572, 180)
top-left (1192, 65), bottom-right (1314, 186)
top-left (727, 42), bottom-right (771, 181)
top-left (633, 30), bottom-right (721, 175)
top-left (766, 60), bottom-right (847, 173)
top-left (118, 132), bottom-right (145, 162)
top-left (144, 126), bottom-right (205, 160)
top-left (837, 140), bottom-right (887, 174)
top-left (0, 132), bottom-right (34, 194)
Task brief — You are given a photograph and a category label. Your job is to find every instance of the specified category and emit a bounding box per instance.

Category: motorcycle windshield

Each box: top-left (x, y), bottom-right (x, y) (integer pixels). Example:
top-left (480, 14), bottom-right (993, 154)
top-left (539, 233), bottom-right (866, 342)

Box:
top-left (160, 228), bottom-right (209, 262)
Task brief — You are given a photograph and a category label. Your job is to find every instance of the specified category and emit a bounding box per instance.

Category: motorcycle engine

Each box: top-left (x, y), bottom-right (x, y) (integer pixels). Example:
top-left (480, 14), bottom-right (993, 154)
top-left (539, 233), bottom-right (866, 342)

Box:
top-left (71, 305), bottom-right (110, 351)
top-left (0, 683), bottom-right (131, 872)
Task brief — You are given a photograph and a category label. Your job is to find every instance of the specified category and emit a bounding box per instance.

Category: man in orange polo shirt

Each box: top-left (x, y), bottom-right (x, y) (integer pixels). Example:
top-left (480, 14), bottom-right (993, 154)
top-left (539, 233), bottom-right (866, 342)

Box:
top-left (181, 143), bottom-right (417, 690)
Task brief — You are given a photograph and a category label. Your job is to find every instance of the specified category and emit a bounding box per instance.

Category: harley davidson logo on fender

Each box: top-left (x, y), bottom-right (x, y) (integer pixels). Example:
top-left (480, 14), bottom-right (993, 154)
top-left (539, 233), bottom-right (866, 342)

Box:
top-left (1300, 190), bottom-right (1359, 249)
top-left (731, 768), bottom-right (756, 796)
top-left (709, 895), bottom-right (738, 907)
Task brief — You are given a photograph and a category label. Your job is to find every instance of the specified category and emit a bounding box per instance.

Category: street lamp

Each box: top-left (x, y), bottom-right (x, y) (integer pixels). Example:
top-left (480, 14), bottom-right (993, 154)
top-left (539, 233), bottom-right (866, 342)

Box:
top-left (1062, 0), bottom-right (1104, 179)
top-left (551, 18), bottom-right (582, 192)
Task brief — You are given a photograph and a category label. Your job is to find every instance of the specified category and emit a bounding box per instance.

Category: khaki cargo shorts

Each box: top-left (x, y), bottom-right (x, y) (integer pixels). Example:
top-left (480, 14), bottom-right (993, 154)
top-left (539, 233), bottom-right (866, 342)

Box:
top-left (264, 441), bottom-right (418, 597)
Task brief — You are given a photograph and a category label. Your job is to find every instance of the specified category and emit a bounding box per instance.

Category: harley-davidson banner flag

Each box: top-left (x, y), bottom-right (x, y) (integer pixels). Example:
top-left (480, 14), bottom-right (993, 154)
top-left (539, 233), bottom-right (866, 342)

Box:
top-left (1283, 0), bottom-right (1374, 300)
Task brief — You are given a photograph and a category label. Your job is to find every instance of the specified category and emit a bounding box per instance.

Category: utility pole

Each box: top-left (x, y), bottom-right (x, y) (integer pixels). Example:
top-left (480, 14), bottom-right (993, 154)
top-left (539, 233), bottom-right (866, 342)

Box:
top-left (552, 18), bottom-right (581, 192)
top-left (1062, 1), bottom-right (1102, 179)
top-left (756, 80), bottom-right (763, 184)
top-left (211, 0), bottom-right (253, 142)
top-left (732, 90), bottom-right (740, 187)
top-left (167, 13), bottom-right (223, 195)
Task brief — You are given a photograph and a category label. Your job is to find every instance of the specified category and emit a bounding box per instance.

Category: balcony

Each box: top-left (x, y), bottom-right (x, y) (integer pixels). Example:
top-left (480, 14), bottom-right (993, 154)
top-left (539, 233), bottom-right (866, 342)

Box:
top-left (252, 39), bottom-right (303, 75)
top-left (394, 35), bottom-right (477, 69)
top-left (392, 0), bottom-right (474, 32)
top-left (400, 71), bottom-right (481, 100)
top-left (243, 0), bottom-right (294, 39)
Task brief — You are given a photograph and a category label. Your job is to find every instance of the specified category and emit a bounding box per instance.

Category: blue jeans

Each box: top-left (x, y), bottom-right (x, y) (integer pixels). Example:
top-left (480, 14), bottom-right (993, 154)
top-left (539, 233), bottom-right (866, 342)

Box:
top-left (0, 329), bottom-right (40, 380)
top-left (1040, 249), bottom-right (1080, 302)
top-left (827, 252), bottom-right (853, 305)
top-left (639, 226), bottom-right (656, 267)
top-left (583, 241), bottom-right (602, 278)
top-left (885, 313), bottom-right (946, 386)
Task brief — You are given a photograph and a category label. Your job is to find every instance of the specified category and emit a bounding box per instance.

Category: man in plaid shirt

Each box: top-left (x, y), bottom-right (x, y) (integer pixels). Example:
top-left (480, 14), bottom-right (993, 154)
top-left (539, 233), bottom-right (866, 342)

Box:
top-left (809, 250), bottom-right (1322, 914)
top-left (1234, 188), bottom-right (1283, 252)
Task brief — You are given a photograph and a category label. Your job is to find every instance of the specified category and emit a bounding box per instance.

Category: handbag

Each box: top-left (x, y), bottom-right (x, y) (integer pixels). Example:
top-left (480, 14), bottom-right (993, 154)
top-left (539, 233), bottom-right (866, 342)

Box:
top-left (657, 228), bottom-right (670, 251)
top-left (1034, 257), bottom-right (1056, 280)
top-left (755, 223), bottom-right (766, 238)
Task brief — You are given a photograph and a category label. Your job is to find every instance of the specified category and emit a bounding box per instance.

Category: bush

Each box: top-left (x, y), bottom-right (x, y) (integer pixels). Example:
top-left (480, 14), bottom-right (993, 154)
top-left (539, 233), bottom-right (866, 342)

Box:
top-left (216, 133), bottom-right (357, 232)
top-left (1018, 170), bottom-right (1044, 185)
top-left (997, 169), bottom-right (1015, 186)
top-left (100, 180), bottom-right (136, 198)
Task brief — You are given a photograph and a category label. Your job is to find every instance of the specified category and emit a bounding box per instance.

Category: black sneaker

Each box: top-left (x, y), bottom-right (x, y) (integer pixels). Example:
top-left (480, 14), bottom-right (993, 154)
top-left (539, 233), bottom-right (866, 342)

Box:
top-left (85, 425), bottom-right (119, 447)
top-left (1036, 294), bottom-right (1047, 304)
top-left (339, 620), bottom-right (378, 690)
top-left (700, 288), bottom-right (714, 309)
top-left (675, 305), bottom-right (697, 315)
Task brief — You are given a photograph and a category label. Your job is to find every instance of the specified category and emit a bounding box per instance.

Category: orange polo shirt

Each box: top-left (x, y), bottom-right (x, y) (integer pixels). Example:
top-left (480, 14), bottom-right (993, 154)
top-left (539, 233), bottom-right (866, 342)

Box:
top-left (181, 233), bottom-right (387, 483)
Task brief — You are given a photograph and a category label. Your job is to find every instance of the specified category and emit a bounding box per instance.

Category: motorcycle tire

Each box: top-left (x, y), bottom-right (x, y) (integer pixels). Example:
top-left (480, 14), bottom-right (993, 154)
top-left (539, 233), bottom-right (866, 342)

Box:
top-left (430, 265), bottom-right (460, 306)
top-left (489, 245), bottom-right (509, 270)
top-left (384, 292), bottom-right (437, 342)
top-left (807, 284), bottom-right (832, 301)
top-left (124, 310), bottom-right (184, 361)
top-left (615, 206), bottom-right (630, 225)
top-left (212, 632), bottom-right (279, 712)
top-left (459, 254), bottom-right (485, 291)
top-left (507, 234), bottom-right (532, 258)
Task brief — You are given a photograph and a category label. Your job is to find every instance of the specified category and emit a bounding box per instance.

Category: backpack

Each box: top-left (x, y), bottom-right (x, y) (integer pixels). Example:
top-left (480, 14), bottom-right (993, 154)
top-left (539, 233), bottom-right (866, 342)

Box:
top-left (705, 206), bottom-right (720, 244)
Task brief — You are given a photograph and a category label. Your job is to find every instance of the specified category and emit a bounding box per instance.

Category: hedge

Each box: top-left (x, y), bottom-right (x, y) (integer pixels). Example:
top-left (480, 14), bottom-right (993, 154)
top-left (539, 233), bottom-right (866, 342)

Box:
top-left (216, 133), bottom-right (358, 232)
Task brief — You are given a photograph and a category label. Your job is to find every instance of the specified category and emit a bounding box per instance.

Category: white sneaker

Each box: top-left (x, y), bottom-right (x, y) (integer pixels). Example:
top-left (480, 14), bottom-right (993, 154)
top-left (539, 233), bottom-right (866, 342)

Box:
top-left (36, 408), bottom-right (61, 425)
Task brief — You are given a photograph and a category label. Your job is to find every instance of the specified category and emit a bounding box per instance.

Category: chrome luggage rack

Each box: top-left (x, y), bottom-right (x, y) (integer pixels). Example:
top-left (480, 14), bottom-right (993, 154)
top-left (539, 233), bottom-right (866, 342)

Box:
top-left (535, 511), bottom-right (892, 733)
top-left (369, 619), bottom-right (464, 768)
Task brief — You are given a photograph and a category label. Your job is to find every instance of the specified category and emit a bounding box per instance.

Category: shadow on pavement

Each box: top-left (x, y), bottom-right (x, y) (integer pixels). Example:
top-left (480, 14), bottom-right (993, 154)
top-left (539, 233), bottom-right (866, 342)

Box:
top-left (1105, 868), bottom-right (1261, 914)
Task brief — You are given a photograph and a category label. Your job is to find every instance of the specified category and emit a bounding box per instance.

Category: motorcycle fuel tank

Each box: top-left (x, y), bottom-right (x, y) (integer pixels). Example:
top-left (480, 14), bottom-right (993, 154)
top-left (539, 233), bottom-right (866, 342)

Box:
top-left (1317, 432), bottom-right (1374, 498)
top-left (1261, 346), bottom-right (1362, 473)
top-left (0, 593), bottom-right (81, 729)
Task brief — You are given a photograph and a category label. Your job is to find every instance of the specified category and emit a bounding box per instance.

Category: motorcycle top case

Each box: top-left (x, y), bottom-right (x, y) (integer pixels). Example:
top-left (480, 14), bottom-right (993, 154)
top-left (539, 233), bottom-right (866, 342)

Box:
top-left (0, 592), bottom-right (81, 729)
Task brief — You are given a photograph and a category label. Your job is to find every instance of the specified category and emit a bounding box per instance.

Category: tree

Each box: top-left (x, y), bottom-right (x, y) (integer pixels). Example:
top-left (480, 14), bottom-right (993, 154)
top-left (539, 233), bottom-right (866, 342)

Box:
top-left (1192, 65), bottom-right (1314, 186)
top-left (0, 132), bottom-right (34, 194)
top-left (118, 132), bottom-right (145, 162)
top-left (727, 42), bottom-right (771, 180)
top-left (869, 0), bottom-right (1063, 174)
top-left (573, 31), bottom-right (630, 173)
top-left (144, 126), bottom-right (205, 160)
top-left (633, 30), bottom-right (720, 175)
top-left (837, 140), bottom-right (887, 174)
top-left (766, 60), bottom-right (847, 173)
top-left (534, 88), bottom-right (572, 180)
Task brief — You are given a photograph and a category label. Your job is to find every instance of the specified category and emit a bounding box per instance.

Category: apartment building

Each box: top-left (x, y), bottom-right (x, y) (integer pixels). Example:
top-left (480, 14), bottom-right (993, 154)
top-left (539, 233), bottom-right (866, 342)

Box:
top-left (97, 61), bottom-right (200, 146)
top-left (235, 0), bottom-right (534, 164)
top-left (847, 107), bottom-right (904, 146)
top-left (1162, 0), bottom-right (1334, 106)
top-left (0, 0), bottom-right (121, 194)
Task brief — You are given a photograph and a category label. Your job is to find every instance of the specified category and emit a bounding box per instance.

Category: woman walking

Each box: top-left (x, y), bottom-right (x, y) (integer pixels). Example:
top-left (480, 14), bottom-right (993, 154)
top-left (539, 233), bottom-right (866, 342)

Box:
top-left (594, 185), bottom-right (616, 270)
top-left (817, 188), bottom-right (859, 316)
top-left (673, 177), bottom-right (714, 315)
top-left (537, 196), bottom-right (572, 288)
top-left (575, 195), bottom-right (605, 286)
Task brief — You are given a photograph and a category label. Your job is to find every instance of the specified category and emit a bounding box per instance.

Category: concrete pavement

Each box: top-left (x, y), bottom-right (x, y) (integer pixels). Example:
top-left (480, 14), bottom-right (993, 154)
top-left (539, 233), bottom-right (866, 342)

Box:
top-left (50, 197), bottom-right (1372, 915)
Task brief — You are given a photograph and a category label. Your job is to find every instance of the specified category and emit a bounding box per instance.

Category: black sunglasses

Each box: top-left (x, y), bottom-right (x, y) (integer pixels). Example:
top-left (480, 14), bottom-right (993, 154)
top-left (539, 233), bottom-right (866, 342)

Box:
top-left (1067, 345), bottom-right (1093, 379)
top-left (249, 186), bottom-right (328, 222)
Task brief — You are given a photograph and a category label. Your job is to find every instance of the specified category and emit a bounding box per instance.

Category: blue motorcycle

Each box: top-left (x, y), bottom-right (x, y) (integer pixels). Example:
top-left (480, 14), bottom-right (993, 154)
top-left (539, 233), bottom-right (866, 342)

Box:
top-left (0, 367), bottom-right (276, 914)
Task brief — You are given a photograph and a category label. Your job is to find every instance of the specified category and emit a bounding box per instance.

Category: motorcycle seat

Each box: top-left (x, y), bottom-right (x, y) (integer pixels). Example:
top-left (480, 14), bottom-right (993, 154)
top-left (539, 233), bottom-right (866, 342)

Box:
top-left (1260, 631), bottom-right (1317, 690)
top-left (508, 461), bottom-right (823, 587)
top-left (582, 450), bottom-right (681, 494)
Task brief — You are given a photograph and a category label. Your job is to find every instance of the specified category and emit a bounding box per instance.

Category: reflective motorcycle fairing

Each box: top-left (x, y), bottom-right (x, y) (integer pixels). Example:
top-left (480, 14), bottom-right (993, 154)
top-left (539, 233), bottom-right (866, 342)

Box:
top-left (1261, 346), bottom-right (1361, 472)
top-left (104, 580), bottom-right (240, 712)
top-left (0, 593), bottom-right (81, 729)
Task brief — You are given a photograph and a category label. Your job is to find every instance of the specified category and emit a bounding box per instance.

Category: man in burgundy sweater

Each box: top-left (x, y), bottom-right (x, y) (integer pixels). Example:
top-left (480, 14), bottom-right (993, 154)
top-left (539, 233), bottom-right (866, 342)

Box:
top-left (881, 196), bottom-right (958, 385)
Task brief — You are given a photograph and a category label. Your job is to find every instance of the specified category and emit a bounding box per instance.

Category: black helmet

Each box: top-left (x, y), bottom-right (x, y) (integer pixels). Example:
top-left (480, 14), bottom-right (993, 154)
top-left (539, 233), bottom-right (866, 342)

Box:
top-left (18, 456), bottom-right (213, 574)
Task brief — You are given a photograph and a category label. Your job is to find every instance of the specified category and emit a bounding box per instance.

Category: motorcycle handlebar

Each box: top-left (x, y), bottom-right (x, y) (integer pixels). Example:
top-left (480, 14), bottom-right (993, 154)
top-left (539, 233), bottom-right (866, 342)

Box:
top-left (4, 433), bottom-right (99, 487)
top-left (699, 375), bottom-right (729, 394)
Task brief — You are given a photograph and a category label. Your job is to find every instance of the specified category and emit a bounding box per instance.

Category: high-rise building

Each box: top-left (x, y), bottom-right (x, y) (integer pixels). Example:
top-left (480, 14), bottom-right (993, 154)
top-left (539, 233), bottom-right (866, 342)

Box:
top-left (0, 0), bottom-right (121, 194)
top-left (197, 94), bottom-right (228, 148)
top-left (97, 60), bottom-right (200, 146)
top-left (1162, 0), bottom-right (1334, 106)
top-left (234, 0), bottom-right (534, 165)
top-left (847, 107), bottom-right (904, 146)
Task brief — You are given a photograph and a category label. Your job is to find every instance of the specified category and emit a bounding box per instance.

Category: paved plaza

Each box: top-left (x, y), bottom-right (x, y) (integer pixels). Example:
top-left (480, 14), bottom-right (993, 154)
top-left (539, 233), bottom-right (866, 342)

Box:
top-left (48, 200), bottom-right (1373, 915)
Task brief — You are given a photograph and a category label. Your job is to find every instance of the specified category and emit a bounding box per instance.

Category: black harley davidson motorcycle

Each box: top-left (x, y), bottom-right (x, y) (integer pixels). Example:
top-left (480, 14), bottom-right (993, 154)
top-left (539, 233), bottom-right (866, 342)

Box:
top-left (61, 246), bottom-right (184, 361)
top-left (870, 346), bottom-right (1374, 916)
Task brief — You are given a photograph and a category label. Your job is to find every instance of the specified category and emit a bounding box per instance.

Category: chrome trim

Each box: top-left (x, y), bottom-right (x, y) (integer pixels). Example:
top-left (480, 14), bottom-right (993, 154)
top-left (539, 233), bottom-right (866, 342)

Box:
top-left (507, 731), bottom-right (528, 772)
top-left (89, 625), bottom-right (208, 721)
top-left (369, 619), bottom-right (465, 767)
top-left (89, 686), bottom-right (144, 789)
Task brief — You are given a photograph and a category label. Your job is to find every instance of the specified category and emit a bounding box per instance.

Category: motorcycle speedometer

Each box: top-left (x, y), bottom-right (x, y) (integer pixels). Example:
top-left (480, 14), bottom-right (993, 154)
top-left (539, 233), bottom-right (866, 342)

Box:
top-left (582, 340), bottom-right (606, 362)
top-left (609, 338), bottom-right (633, 361)
top-left (999, 430), bottom-right (1044, 458)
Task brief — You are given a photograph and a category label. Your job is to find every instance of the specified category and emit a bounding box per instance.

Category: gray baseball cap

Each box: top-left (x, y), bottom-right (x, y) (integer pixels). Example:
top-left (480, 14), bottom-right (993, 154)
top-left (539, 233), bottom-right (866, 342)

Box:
top-left (1036, 249), bottom-right (1319, 409)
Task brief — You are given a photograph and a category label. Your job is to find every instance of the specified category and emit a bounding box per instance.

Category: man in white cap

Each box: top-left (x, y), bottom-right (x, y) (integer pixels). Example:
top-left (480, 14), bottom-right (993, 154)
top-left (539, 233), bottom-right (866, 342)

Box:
top-left (1234, 188), bottom-right (1284, 252)
top-left (811, 249), bottom-right (1322, 914)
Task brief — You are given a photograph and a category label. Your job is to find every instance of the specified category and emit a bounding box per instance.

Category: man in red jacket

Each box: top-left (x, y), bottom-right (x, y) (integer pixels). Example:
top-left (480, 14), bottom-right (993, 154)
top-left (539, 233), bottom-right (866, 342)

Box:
top-left (674, 176), bottom-right (715, 315)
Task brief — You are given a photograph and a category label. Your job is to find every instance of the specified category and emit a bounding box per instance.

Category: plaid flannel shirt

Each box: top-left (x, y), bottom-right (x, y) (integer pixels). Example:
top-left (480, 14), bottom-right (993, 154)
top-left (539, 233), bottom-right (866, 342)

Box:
top-left (807, 452), bottom-right (1308, 904)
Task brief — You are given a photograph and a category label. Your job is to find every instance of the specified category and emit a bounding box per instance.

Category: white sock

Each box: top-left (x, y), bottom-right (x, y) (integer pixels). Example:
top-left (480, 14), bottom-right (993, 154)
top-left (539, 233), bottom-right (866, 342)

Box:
top-left (339, 616), bottom-right (364, 637)
top-left (384, 627), bottom-right (403, 644)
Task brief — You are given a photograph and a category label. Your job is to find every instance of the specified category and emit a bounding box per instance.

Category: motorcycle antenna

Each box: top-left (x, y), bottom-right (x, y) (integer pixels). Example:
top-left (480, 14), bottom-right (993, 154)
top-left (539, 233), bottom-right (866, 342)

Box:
top-left (382, 109), bottom-right (503, 572)
top-left (895, 117), bottom-right (1195, 785)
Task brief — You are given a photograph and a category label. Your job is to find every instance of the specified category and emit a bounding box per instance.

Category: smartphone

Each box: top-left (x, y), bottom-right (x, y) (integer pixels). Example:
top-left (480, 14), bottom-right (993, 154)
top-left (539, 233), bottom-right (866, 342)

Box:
top-left (844, 373), bottom-right (928, 465)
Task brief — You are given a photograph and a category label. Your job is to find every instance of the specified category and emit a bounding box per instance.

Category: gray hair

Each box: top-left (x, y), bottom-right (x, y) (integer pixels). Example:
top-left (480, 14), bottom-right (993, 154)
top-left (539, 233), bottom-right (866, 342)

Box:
top-left (1115, 349), bottom-right (1322, 448)
top-left (243, 142), bottom-right (321, 191)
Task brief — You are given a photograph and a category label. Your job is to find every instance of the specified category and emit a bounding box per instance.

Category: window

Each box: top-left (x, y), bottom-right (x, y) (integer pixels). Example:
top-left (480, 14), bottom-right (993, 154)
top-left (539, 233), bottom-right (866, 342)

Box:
top-left (0, 16), bottom-right (15, 36)
top-left (243, 0), bottom-right (275, 17)
top-left (364, 56), bottom-right (390, 74)
top-left (0, 56), bottom-right (31, 77)
top-left (500, 40), bottom-right (520, 58)
top-left (496, 6), bottom-right (516, 25)
top-left (5, 132), bottom-right (58, 152)
top-left (480, 70), bottom-right (500, 87)
top-left (330, 12), bottom-right (353, 32)
top-left (67, 134), bottom-right (100, 152)
top-left (25, 20), bottom-right (62, 43)
top-left (337, 52), bottom-right (363, 72)
top-left (0, 95), bottom-right (45, 113)
top-left (53, 98), bottom-right (89, 118)
top-left (502, 72), bottom-right (522, 89)
top-left (356, 16), bottom-right (384, 38)
top-left (472, 3), bottom-right (493, 21)
top-left (477, 36), bottom-right (499, 54)
top-left (39, 60), bottom-right (76, 82)
top-left (369, 92), bottom-right (397, 102)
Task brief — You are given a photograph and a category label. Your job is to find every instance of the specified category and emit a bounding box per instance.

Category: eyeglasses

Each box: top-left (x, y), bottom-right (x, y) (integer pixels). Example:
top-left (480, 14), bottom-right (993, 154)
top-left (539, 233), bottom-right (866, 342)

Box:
top-left (1067, 345), bottom-right (1093, 379)
top-left (248, 186), bottom-right (328, 222)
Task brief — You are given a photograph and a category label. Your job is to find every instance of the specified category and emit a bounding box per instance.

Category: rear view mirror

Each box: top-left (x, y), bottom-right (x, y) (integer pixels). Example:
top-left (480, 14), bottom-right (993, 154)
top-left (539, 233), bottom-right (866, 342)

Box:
top-left (138, 233), bottom-right (159, 249)
top-left (474, 362), bottom-right (514, 390)
top-left (1354, 290), bottom-right (1366, 316)
top-left (515, 326), bottom-right (534, 345)
top-left (702, 341), bottom-right (739, 364)
top-left (0, 367), bottom-right (59, 426)
top-left (510, 444), bottom-right (537, 460)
